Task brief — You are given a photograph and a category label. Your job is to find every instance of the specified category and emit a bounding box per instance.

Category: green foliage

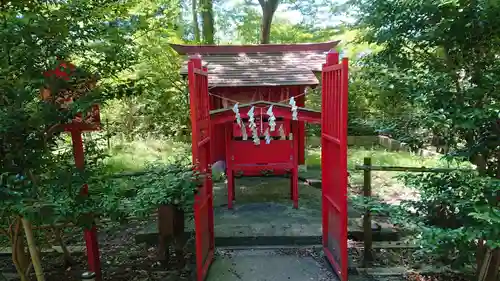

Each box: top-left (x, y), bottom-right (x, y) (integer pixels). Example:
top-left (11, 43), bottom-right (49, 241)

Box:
top-left (217, 0), bottom-right (342, 44)
top-left (131, 160), bottom-right (200, 215)
top-left (1, 137), bottom-right (108, 229)
top-left (0, 0), bottom-right (148, 233)
top-left (351, 0), bottom-right (500, 172)
top-left (387, 172), bottom-right (500, 270)
top-left (348, 1), bottom-right (500, 276)
top-left (94, 154), bottom-right (201, 222)
top-left (101, 0), bottom-right (190, 139)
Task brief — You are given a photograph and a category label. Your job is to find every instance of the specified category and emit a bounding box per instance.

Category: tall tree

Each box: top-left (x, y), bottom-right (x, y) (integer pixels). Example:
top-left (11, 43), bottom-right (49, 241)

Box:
top-left (258, 0), bottom-right (280, 44)
top-left (200, 0), bottom-right (215, 44)
top-left (192, 0), bottom-right (201, 41)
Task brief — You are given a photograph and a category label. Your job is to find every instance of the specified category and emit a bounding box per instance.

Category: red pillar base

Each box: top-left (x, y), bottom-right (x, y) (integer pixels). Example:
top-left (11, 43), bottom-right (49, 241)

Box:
top-left (84, 226), bottom-right (102, 280)
top-left (291, 168), bottom-right (299, 209)
top-left (227, 170), bottom-right (234, 210)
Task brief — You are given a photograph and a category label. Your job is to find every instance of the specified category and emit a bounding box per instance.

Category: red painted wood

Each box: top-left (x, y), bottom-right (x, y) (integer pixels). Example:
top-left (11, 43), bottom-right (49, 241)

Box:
top-left (209, 86), bottom-right (300, 164)
top-left (171, 41), bottom-right (340, 55)
top-left (210, 94), bottom-right (226, 165)
top-left (188, 57), bottom-right (215, 281)
top-left (232, 121), bottom-right (289, 137)
top-left (230, 141), bottom-right (293, 165)
top-left (206, 90), bottom-right (319, 210)
top-left (321, 51), bottom-right (348, 281)
top-left (290, 121), bottom-right (299, 209)
top-left (70, 131), bottom-right (102, 280)
top-left (225, 138), bottom-right (297, 208)
top-left (225, 123), bottom-right (235, 209)
top-left (212, 86), bottom-right (290, 100)
top-left (294, 87), bottom-right (306, 165)
top-left (210, 103), bottom-right (320, 126)
top-left (232, 163), bottom-right (293, 173)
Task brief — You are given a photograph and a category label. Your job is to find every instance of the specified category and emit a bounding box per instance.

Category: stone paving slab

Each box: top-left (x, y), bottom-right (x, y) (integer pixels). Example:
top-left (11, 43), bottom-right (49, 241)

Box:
top-left (206, 248), bottom-right (337, 281)
top-left (136, 201), bottom-right (399, 246)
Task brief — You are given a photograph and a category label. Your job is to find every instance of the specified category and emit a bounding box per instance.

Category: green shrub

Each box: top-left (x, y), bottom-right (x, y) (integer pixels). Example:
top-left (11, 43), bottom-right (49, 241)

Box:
top-left (390, 171), bottom-right (500, 272)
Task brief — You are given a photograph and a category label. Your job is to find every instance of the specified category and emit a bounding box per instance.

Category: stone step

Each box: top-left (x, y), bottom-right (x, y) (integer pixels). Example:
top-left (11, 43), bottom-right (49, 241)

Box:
top-left (0, 245), bottom-right (85, 257)
top-left (357, 266), bottom-right (408, 276)
top-left (135, 225), bottom-right (399, 247)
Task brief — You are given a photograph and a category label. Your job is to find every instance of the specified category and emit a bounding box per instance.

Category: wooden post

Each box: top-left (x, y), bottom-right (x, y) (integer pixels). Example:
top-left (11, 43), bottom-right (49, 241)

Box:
top-left (478, 248), bottom-right (500, 281)
top-left (157, 205), bottom-right (186, 268)
top-left (71, 131), bottom-right (102, 280)
top-left (362, 157), bottom-right (373, 266)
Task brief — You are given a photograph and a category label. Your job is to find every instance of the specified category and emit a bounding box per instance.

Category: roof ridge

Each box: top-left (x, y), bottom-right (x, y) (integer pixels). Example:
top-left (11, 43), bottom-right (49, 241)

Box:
top-left (170, 41), bottom-right (340, 55)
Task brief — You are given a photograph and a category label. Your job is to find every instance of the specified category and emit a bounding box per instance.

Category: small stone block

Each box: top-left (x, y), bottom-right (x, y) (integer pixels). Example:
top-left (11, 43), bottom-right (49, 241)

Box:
top-left (306, 179), bottom-right (322, 188)
top-left (357, 266), bottom-right (407, 276)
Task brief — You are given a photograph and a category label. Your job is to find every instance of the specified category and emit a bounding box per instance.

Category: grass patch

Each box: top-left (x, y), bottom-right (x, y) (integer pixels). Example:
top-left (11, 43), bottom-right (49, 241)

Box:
top-left (103, 138), bottom-right (190, 174)
top-left (101, 139), bottom-right (471, 207)
top-left (306, 145), bottom-right (450, 170)
top-left (105, 139), bottom-right (452, 175)
top-left (305, 145), bottom-right (471, 205)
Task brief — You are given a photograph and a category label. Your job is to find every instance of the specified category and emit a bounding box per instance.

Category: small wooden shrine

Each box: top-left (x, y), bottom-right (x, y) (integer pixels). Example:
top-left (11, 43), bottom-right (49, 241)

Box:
top-left (185, 49), bottom-right (350, 281)
top-left (172, 41), bottom-right (340, 209)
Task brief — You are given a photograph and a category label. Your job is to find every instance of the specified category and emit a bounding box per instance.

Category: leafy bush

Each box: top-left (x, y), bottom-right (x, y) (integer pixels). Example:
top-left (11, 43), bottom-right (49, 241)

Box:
top-left (131, 159), bottom-right (201, 217)
top-left (1, 136), bottom-right (107, 227)
top-left (348, 117), bottom-right (376, 136)
top-left (390, 171), bottom-right (500, 272)
top-left (373, 114), bottom-right (429, 150)
top-left (95, 155), bottom-right (202, 221)
top-left (306, 118), bottom-right (376, 137)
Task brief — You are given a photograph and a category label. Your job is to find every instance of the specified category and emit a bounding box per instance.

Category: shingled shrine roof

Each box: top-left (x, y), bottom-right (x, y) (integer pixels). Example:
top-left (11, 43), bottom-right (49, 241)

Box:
top-left (170, 41), bottom-right (340, 88)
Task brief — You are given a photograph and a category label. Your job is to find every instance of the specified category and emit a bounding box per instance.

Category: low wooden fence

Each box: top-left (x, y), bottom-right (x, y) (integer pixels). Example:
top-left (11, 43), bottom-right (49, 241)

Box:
top-left (354, 157), bottom-right (474, 266)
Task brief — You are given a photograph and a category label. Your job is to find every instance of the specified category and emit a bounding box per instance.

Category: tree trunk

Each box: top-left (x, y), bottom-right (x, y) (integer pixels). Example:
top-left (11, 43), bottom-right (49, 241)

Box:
top-left (10, 218), bottom-right (30, 281)
top-left (52, 226), bottom-right (75, 268)
top-left (478, 247), bottom-right (500, 281)
top-left (477, 161), bottom-right (500, 281)
top-left (192, 0), bottom-right (200, 42)
top-left (21, 218), bottom-right (45, 281)
top-left (484, 249), bottom-right (500, 281)
top-left (258, 0), bottom-right (280, 44)
top-left (200, 0), bottom-right (214, 44)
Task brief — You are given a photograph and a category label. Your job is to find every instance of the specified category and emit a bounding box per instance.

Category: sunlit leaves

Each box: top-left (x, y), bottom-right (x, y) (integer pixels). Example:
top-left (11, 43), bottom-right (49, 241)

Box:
top-left (351, 0), bottom-right (500, 174)
top-left (350, 0), bottom-right (500, 272)
top-left (391, 172), bottom-right (500, 268)
top-left (0, 0), bottom-right (143, 228)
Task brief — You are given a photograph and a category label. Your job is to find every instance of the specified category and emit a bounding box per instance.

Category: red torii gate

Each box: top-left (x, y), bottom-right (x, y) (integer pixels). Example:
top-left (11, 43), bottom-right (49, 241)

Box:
top-left (42, 61), bottom-right (102, 280)
top-left (187, 51), bottom-right (349, 281)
